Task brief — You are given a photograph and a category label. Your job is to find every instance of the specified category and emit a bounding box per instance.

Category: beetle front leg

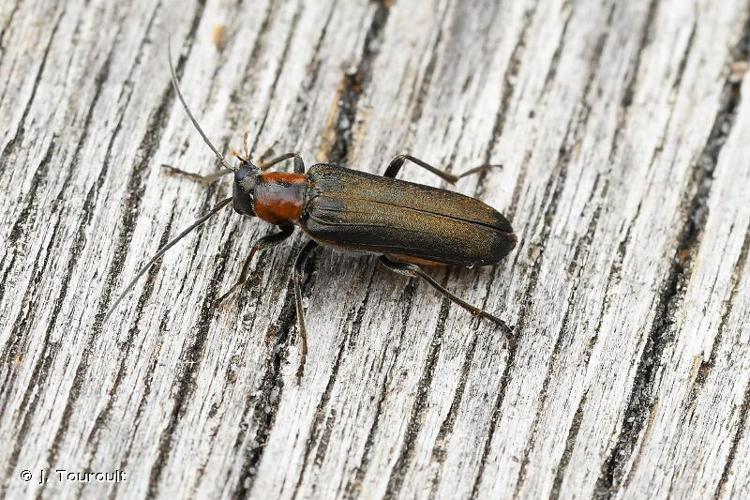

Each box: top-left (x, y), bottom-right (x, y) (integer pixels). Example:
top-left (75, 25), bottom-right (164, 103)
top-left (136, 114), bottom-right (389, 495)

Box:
top-left (161, 164), bottom-right (233, 184)
top-left (384, 154), bottom-right (502, 184)
top-left (215, 224), bottom-right (295, 304)
top-left (377, 256), bottom-right (512, 336)
top-left (292, 240), bottom-right (319, 382)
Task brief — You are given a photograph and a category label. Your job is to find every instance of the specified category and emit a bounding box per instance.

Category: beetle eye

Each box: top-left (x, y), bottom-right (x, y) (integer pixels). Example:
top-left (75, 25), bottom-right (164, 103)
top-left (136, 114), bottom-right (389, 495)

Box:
top-left (234, 165), bottom-right (250, 182)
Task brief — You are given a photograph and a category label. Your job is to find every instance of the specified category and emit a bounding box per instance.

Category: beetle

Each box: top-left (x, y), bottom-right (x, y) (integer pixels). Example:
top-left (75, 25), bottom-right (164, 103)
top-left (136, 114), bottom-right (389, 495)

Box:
top-left (105, 45), bottom-right (517, 376)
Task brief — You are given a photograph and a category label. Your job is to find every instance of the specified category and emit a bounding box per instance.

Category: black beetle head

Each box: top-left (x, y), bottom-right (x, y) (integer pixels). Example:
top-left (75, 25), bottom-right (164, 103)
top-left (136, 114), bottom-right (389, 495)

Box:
top-left (232, 161), bottom-right (260, 216)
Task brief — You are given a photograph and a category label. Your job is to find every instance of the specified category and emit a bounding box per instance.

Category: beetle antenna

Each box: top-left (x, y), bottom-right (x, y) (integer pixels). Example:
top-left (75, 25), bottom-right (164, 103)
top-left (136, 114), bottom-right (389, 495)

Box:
top-left (168, 40), bottom-right (236, 172)
top-left (104, 197), bottom-right (233, 323)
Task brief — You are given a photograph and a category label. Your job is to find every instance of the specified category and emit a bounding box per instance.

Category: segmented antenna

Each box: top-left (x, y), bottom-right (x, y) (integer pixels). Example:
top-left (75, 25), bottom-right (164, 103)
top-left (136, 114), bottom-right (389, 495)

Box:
top-left (104, 197), bottom-right (233, 323)
top-left (168, 40), bottom-right (235, 172)
top-left (103, 42), bottom-right (241, 322)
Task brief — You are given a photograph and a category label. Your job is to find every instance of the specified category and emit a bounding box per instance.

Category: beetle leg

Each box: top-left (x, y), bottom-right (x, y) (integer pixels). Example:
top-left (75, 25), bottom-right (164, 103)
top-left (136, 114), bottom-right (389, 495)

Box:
top-left (384, 154), bottom-right (502, 184)
top-left (161, 164), bottom-right (233, 184)
top-left (254, 140), bottom-right (280, 164)
top-left (258, 152), bottom-right (306, 173)
top-left (377, 256), bottom-right (512, 336)
top-left (292, 240), bottom-right (319, 381)
top-left (215, 224), bottom-right (294, 304)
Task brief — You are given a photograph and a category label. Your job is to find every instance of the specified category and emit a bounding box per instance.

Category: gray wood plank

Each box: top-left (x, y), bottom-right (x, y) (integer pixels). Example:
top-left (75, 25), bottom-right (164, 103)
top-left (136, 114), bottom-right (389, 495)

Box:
top-left (1, 0), bottom-right (749, 498)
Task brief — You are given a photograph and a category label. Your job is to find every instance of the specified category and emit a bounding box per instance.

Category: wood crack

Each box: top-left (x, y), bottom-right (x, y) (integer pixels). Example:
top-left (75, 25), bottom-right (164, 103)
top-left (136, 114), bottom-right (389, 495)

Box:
top-left (291, 267), bottom-right (377, 497)
top-left (513, 182), bottom-right (604, 498)
top-left (406, 0), bottom-right (452, 127)
top-left (325, 0), bottom-right (390, 165)
top-left (146, 221), bottom-right (235, 497)
top-left (715, 339), bottom-right (750, 498)
top-left (0, 0), bottom-right (20, 59)
top-left (233, 246), bottom-right (321, 498)
top-left (383, 298), bottom-right (451, 499)
top-left (300, 0), bottom-right (338, 95)
top-left (0, 155), bottom-right (63, 483)
top-left (478, 0), bottom-right (539, 204)
top-left (0, 137), bottom-right (57, 377)
top-left (0, 217), bottom-right (59, 409)
top-left (549, 391), bottom-right (588, 500)
top-left (247, 2), bottom-right (303, 155)
top-left (692, 223), bottom-right (750, 395)
top-left (0, 5), bottom-right (65, 170)
top-left (690, 11), bottom-right (750, 396)
top-left (109, 332), bottom-right (164, 500)
top-left (0, 213), bottom-right (63, 500)
top-left (594, 10), bottom-right (750, 497)
top-left (343, 279), bottom-right (418, 498)
top-left (70, 211), bottom-right (175, 499)
top-left (99, 0), bottom-right (201, 324)
top-left (227, 4), bottom-right (393, 493)
top-left (607, 0), bottom-right (659, 164)
top-left (427, 320), bottom-right (485, 499)
top-left (541, 0), bottom-right (574, 90)
top-left (223, 1), bottom-right (276, 150)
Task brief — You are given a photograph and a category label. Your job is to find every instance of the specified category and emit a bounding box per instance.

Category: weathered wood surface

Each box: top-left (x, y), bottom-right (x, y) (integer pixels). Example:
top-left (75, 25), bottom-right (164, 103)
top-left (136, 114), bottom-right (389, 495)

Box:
top-left (2, 0), bottom-right (750, 498)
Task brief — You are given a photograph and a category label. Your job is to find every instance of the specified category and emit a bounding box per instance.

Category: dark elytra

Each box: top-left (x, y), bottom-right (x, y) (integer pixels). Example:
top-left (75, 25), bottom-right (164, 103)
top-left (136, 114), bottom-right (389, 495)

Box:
top-left (301, 164), bottom-right (516, 267)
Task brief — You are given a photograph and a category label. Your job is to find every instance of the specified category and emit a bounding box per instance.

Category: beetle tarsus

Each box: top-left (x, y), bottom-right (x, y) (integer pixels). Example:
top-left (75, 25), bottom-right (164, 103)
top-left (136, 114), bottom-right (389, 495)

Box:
top-left (454, 163), bottom-right (503, 180)
top-left (377, 256), bottom-right (512, 337)
top-left (384, 154), bottom-right (502, 184)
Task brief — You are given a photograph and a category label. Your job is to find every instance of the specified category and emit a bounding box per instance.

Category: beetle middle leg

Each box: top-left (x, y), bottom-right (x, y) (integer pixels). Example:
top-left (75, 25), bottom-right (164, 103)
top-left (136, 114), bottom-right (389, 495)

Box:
top-left (377, 256), bottom-right (512, 336)
top-left (215, 224), bottom-right (294, 304)
top-left (292, 240), bottom-right (319, 381)
top-left (384, 154), bottom-right (501, 184)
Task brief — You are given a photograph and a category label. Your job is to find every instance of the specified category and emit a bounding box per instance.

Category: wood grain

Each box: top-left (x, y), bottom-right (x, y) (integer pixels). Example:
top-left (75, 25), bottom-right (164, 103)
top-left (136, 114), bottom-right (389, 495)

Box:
top-left (1, 0), bottom-right (749, 498)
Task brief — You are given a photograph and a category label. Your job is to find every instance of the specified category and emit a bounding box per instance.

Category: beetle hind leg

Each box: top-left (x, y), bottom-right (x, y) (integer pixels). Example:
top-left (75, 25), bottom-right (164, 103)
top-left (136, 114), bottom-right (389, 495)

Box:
top-left (377, 256), bottom-right (512, 336)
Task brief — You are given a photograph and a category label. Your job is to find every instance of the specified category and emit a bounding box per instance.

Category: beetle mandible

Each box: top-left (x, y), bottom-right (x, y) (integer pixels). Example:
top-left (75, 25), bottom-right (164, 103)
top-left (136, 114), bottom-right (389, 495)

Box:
top-left (105, 44), bottom-right (518, 376)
